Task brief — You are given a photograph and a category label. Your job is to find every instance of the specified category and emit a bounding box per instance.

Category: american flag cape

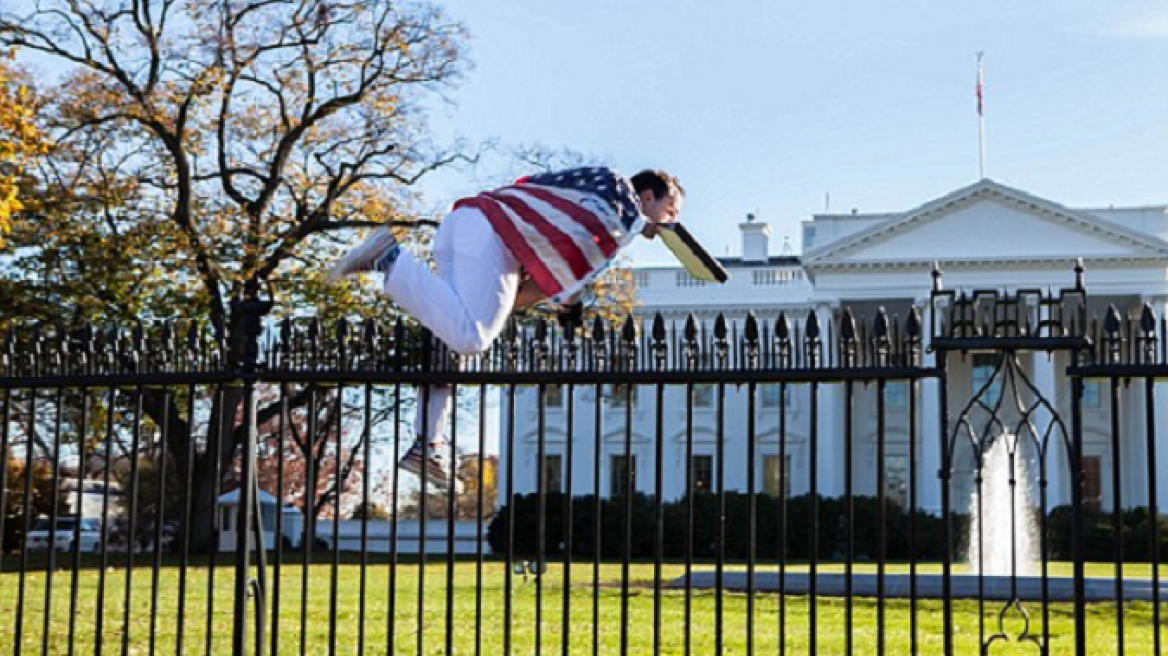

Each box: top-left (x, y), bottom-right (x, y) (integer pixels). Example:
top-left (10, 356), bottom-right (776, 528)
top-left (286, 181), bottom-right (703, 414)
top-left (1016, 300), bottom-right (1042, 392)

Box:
top-left (453, 167), bottom-right (645, 305)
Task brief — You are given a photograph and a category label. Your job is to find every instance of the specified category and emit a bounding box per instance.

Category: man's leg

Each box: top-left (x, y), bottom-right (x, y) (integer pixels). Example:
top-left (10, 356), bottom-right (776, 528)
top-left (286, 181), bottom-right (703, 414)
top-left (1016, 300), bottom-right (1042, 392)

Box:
top-left (383, 207), bottom-right (522, 355)
top-left (387, 208), bottom-right (522, 487)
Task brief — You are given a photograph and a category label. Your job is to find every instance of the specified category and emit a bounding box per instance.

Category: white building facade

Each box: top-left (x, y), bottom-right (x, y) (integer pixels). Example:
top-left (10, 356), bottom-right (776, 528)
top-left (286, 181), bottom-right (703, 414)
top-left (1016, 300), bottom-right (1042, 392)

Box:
top-left (499, 179), bottom-right (1168, 515)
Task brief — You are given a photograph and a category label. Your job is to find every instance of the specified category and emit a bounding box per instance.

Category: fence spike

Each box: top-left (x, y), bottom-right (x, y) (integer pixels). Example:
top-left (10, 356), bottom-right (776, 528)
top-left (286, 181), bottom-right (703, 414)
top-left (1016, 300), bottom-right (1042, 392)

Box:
top-left (776, 312), bottom-right (791, 342)
top-left (652, 313), bottom-right (667, 343)
top-left (714, 313), bottom-right (728, 341)
top-left (1141, 303), bottom-right (1157, 333)
top-left (840, 308), bottom-right (857, 343)
top-left (805, 310), bottom-right (820, 341)
top-left (1104, 304), bottom-right (1122, 336)
top-left (621, 315), bottom-right (637, 344)
top-left (906, 306), bottom-right (922, 340)
top-left (744, 312), bottom-right (759, 344)
top-left (591, 315), bottom-right (607, 344)
top-left (874, 307), bottom-right (889, 341)
top-left (684, 314), bottom-right (698, 343)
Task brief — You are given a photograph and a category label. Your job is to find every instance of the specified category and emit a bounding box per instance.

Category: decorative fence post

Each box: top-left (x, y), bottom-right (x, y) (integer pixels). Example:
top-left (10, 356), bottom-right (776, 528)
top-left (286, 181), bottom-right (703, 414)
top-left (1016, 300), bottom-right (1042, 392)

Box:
top-left (232, 279), bottom-right (273, 656)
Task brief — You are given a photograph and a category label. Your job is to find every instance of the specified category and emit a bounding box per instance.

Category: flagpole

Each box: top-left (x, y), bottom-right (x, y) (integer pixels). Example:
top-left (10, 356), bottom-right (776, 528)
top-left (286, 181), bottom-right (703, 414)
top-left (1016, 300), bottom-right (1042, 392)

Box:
top-left (977, 51), bottom-right (986, 179)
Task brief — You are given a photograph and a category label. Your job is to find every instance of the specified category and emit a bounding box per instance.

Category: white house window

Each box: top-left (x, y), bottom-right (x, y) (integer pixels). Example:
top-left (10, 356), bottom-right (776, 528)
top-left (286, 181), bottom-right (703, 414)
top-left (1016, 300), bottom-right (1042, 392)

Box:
top-left (885, 382), bottom-right (909, 410)
top-left (971, 353), bottom-right (1003, 407)
top-left (885, 455), bottom-right (909, 509)
top-left (763, 455), bottom-right (791, 498)
top-left (610, 455), bottom-right (637, 497)
top-left (1082, 379), bottom-right (1102, 409)
top-left (1083, 455), bottom-right (1102, 512)
top-left (609, 384), bottom-right (638, 408)
top-left (692, 455), bottom-right (714, 493)
top-left (692, 383), bottom-right (714, 408)
top-left (760, 384), bottom-right (793, 409)
top-left (541, 454), bottom-right (563, 494)
top-left (543, 384), bottom-right (565, 408)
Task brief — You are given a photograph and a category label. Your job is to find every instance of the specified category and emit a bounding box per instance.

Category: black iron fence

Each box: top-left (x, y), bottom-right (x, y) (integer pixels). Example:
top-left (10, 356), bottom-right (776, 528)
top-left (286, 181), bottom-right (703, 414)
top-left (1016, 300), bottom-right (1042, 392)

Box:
top-left (0, 266), bottom-right (1164, 655)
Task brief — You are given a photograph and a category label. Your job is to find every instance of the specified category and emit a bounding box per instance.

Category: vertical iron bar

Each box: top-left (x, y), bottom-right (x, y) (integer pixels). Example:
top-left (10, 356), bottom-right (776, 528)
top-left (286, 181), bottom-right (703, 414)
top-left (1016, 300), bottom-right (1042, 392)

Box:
top-left (844, 380), bottom-right (854, 656)
top-left (537, 383), bottom-right (547, 656)
top-left (329, 385), bottom-right (343, 656)
top-left (299, 385), bottom-right (317, 656)
top-left (1146, 377), bottom-right (1161, 656)
top-left (149, 392), bottom-right (170, 656)
top-left (42, 386), bottom-right (65, 656)
top-left (16, 388), bottom-right (36, 656)
top-left (1109, 377), bottom-right (1124, 653)
top-left (388, 383), bottom-right (402, 656)
top-left (1071, 375), bottom-right (1087, 656)
top-left (715, 380), bottom-right (726, 656)
top-left (68, 387), bottom-right (90, 656)
top-left (809, 381), bottom-right (819, 654)
top-left (778, 383), bottom-right (788, 656)
top-left (940, 360), bottom-right (954, 656)
top-left (124, 386), bottom-right (144, 656)
top-left (620, 382), bottom-right (634, 656)
top-left (417, 383), bottom-right (431, 656)
top-left (653, 381), bottom-right (665, 656)
top-left (876, 379), bottom-right (887, 656)
top-left (746, 380), bottom-right (757, 656)
top-left (504, 383), bottom-right (516, 656)
top-left (591, 382), bottom-right (602, 656)
top-left (358, 384), bottom-right (371, 656)
top-left (99, 385), bottom-right (116, 656)
top-left (445, 384), bottom-right (458, 656)
top-left (562, 382), bottom-right (575, 656)
top-left (0, 389), bottom-right (9, 646)
top-left (908, 379), bottom-right (918, 656)
top-left (177, 383), bottom-right (197, 656)
top-left (684, 381), bottom-right (694, 656)
top-left (475, 387), bottom-right (487, 656)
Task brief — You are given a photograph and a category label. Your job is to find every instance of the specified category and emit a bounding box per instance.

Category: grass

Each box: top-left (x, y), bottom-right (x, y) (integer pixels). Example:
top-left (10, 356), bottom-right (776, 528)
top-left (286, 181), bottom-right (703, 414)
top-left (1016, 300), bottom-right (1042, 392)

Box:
top-left (1, 554), bottom-right (1166, 655)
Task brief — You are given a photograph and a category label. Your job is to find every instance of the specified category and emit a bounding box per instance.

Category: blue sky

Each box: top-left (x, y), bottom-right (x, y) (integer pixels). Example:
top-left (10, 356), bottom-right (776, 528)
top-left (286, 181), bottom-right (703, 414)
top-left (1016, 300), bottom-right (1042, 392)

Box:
top-left (420, 0), bottom-right (1168, 265)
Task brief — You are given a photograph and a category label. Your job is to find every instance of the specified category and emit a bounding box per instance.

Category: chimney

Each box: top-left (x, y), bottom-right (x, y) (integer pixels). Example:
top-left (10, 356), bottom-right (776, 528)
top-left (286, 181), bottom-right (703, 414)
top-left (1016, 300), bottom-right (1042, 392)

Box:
top-left (740, 212), bottom-right (771, 262)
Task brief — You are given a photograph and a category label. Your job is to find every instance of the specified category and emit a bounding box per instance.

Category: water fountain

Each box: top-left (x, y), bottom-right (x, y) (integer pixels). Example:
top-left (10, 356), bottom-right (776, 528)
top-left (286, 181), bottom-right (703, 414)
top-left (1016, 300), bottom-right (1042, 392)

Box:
top-left (967, 432), bottom-right (1039, 577)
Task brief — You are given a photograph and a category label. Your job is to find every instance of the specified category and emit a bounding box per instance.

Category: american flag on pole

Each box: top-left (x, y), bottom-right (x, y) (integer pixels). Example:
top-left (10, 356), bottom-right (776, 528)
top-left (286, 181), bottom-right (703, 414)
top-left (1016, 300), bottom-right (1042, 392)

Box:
top-left (453, 167), bottom-right (645, 304)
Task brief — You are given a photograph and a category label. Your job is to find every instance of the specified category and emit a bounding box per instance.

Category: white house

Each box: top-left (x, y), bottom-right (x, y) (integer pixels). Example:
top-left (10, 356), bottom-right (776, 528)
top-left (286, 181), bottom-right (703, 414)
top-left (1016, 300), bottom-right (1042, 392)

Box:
top-left (499, 179), bottom-right (1168, 515)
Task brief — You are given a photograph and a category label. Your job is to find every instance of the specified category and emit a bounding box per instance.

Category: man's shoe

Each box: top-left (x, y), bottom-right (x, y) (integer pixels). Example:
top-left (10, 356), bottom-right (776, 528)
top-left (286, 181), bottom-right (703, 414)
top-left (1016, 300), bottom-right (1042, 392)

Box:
top-left (398, 438), bottom-right (460, 493)
top-left (326, 227), bottom-right (400, 283)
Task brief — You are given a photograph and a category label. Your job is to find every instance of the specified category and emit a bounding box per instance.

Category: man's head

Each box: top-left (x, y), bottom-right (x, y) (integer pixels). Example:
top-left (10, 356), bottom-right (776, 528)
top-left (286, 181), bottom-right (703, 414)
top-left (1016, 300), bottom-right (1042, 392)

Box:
top-left (631, 169), bottom-right (684, 239)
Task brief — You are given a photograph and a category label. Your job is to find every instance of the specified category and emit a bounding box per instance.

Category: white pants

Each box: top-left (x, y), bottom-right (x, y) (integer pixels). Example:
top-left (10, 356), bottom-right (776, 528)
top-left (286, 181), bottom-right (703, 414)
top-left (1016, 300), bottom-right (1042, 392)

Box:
top-left (383, 207), bottom-right (522, 442)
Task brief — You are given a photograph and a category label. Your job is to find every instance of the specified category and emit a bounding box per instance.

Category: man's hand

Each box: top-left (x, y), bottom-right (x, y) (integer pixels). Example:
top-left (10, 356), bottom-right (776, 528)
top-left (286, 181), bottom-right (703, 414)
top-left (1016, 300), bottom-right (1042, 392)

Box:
top-left (514, 277), bottom-right (546, 311)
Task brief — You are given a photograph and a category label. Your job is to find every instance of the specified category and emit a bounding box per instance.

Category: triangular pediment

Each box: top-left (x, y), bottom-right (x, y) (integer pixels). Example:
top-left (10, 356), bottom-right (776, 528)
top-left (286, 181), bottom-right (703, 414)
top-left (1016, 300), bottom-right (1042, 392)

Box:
top-left (804, 180), bottom-right (1168, 268)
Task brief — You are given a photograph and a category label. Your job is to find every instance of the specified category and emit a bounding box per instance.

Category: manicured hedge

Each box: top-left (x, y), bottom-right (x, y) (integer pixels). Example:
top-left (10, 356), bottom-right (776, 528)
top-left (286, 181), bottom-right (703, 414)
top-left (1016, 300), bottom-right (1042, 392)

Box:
top-left (489, 492), bottom-right (955, 561)
top-left (490, 494), bottom-right (1168, 562)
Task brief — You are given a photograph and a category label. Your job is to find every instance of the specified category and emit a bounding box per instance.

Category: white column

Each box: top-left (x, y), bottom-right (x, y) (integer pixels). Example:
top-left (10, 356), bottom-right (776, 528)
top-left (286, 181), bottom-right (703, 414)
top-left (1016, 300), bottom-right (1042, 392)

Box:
top-left (1030, 350), bottom-right (1064, 508)
top-left (917, 296), bottom-right (943, 514)
top-left (814, 302), bottom-right (847, 498)
top-left (1152, 297), bottom-right (1168, 511)
top-left (1155, 368), bottom-right (1168, 512)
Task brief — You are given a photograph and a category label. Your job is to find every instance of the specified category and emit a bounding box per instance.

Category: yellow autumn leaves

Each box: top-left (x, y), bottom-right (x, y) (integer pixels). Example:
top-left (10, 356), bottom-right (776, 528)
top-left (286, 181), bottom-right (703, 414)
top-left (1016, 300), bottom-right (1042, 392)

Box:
top-left (0, 51), bottom-right (43, 246)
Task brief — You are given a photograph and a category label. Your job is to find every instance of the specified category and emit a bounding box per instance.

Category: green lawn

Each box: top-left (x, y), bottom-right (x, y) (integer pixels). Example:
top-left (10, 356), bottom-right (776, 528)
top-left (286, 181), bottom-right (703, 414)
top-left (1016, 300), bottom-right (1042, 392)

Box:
top-left (0, 556), bottom-right (1165, 655)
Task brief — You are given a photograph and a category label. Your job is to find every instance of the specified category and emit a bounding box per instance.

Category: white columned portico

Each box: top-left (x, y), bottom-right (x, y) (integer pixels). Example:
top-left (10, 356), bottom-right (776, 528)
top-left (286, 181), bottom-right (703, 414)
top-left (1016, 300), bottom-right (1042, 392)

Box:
top-left (916, 295), bottom-right (943, 514)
